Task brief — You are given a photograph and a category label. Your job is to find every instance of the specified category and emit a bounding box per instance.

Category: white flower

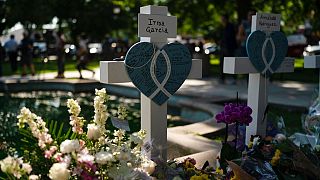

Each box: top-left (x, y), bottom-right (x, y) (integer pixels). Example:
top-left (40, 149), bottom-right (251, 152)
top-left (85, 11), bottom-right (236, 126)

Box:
top-left (0, 156), bottom-right (17, 174)
top-left (60, 139), bottom-right (80, 154)
top-left (274, 133), bottom-right (286, 143)
top-left (0, 155), bottom-right (32, 179)
top-left (87, 124), bottom-right (101, 140)
top-left (78, 153), bottom-right (95, 164)
top-left (117, 105), bottom-right (128, 120)
top-left (48, 163), bottom-right (70, 180)
top-left (67, 99), bottom-right (81, 116)
top-left (130, 130), bottom-right (146, 146)
top-left (253, 136), bottom-right (260, 146)
top-left (113, 129), bottom-right (125, 140)
top-left (93, 88), bottom-right (109, 134)
top-left (17, 108), bottom-right (53, 149)
top-left (95, 151), bottom-right (114, 164)
top-left (118, 151), bottom-right (132, 162)
top-left (95, 88), bottom-right (108, 100)
top-left (141, 161), bottom-right (156, 175)
top-left (130, 134), bottom-right (143, 145)
top-left (29, 175), bottom-right (40, 180)
top-left (22, 163), bottom-right (32, 174)
top-left (61, 155), bottom-right (71, 165)
top-left (67, 99), bottom-right (85, 134)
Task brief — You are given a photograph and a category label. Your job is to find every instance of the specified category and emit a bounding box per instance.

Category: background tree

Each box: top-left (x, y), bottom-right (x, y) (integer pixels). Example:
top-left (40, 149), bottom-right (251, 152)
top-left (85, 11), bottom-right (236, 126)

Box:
top-left (4, 0), bottom-right (54, 30)
top-left (1, 0), bottom-right (319, 43)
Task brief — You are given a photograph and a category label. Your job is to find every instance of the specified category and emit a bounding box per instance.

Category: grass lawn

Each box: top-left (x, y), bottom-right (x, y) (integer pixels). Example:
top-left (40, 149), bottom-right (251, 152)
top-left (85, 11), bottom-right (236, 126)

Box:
top-left (1, 56), bottom-right (101, 76)
top-left (209, 55), bottom-right (318, 83)
top-left (1, 55), bottom-right (318, 83)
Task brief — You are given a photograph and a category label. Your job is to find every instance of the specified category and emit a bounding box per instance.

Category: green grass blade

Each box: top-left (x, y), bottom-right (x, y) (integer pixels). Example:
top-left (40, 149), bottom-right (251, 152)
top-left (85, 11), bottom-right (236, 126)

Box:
top-left (57, 122), bottom-right (64, 138)
top-left (65, 128), bottom-right (71, 139)
top-left (52, 121), bottom-right (58, 137)
top-left (49, 119), bottom-right (54, 134)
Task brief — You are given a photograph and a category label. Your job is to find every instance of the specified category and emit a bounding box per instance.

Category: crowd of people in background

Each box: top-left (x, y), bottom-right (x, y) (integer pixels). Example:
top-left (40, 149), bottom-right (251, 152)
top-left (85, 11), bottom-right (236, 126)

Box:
top-left (0, 30), bottom-right (130, 79)
top-left (0, 32), bottom-right (36, 77)
top-left (76, 34), bottom-right (95, 79)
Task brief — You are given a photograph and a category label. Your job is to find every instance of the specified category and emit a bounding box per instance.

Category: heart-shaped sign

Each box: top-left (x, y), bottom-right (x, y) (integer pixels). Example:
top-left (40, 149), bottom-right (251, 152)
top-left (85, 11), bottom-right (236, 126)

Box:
top-left (246, 30), bottom-right (288, 77)
top-left (125, 42), bottom-right (192, 105)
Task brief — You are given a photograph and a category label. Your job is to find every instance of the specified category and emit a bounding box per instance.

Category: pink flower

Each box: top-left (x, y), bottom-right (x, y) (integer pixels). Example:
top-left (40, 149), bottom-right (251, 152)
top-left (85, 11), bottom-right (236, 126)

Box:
top-left (79, 140), bottom-right (86, 150)
top-left (215, 103), bottom-right (253, 125)
top-left (45, 150), bottom-right (53, 159)
top-left (53, 153), bottom-right (63, 162)
top-left (50, 146), bottom-right (58, 152)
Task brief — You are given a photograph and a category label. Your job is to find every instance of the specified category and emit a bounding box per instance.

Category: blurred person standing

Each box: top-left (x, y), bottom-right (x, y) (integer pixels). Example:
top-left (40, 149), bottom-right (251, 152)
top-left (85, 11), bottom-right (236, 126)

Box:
top-left (20, 32), bottom-right (35, 76)
top-left (219, 14), bottom-right (237, 84)
top-left (102, 35), bottom-right (113, 61)
top-left (55, 31), bottom-right (66, 78)
top-left (236, 10), bottom-right (256, 57)
top-left (4, 35), bottom-right (18, 73)
top-left (76, 34), bottom-right (94, 79)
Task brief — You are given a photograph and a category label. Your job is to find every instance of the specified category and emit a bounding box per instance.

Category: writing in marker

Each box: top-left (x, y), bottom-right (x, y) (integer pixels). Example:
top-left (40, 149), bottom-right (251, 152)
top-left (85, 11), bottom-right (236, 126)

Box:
top-left (146, 18), bottom-right (168, 34)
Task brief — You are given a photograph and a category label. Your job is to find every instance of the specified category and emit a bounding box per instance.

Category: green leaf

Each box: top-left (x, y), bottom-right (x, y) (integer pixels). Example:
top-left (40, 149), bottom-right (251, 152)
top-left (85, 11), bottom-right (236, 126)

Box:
top-left (52, 120), bottom-right (58, 137)
top-left (65, 128), bottom-right (71, 138)
top-left (49, 119), bottom-right (54, 133)
top-left (57, 122), bottom-right (64, 138)
top-left (219, 143), bottom-right (241, 171)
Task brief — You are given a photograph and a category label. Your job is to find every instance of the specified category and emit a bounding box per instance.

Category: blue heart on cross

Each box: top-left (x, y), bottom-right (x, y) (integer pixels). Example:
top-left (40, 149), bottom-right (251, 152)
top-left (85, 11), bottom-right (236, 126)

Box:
top-left (246, 30), bottom-right (288, 77)
top-left (125, 42), bottom-right (192, 105)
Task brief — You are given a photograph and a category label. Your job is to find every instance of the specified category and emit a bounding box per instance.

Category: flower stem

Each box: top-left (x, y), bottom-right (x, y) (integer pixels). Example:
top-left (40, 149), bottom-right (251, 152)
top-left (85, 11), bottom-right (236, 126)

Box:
top-left (235, 91), bottom-right (239, 150)
top-left (235, 121), bottom-right (238, 151)
top-left (236, 91), bottom-right (239, 106)
top-left (225, 123), bottom-right (228, 143)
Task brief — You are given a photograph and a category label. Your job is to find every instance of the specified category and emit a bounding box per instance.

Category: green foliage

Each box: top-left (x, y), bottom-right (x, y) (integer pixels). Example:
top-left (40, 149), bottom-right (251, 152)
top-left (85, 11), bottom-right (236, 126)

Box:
top-left (46, 119), bottom-right (76, 143)
top-left (219, 143), bottom-right (241, 171)
top-left (2, 0), bottom-right (319, 40)
top-left (16, 128), bottom-right (53, 176)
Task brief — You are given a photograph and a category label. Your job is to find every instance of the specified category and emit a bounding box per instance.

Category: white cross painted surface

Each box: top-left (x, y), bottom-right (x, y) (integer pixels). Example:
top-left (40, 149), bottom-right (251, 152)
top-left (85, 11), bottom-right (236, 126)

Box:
top-left (224, 13), bottom-right (295, 143)
top-left (304, 55), bottom-right (320, 97)
top-left (100, 5), bottom-right (202, 160)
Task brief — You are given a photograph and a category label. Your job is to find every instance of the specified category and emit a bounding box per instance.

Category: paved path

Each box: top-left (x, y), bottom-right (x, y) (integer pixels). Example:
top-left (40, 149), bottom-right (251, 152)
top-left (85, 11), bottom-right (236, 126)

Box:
top-left (0, 68), bottom-right (316, 109)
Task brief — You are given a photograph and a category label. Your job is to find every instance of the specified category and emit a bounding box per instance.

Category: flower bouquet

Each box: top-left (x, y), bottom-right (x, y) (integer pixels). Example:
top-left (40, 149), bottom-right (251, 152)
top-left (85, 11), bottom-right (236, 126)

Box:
top-left (0, 89), bottom-right (155, 179)
top-left (214, 100), bottom-right (253, 173)
top-left (214, 105), bottom-right (320, 180)
top-left (152, 157), bottom-right (224, 180)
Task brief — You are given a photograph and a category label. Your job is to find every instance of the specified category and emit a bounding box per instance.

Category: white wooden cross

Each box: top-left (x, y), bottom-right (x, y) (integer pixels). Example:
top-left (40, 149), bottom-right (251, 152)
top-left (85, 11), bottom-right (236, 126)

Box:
top-left (304, 55), bottom-right (320, 97)
top-left (224, 13), bottom-right (295, 143)
top-left (100, 5), bottom-right (202, 160)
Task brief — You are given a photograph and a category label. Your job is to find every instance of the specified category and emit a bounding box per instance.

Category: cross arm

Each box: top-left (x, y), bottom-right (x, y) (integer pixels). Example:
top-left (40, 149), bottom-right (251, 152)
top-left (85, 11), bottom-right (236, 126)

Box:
top-left (223, 57), bottom-right (295, 74)
top-left (100, 59), bottom-right (202, 83)
top-left (304, 55), bottom-right (320, 68)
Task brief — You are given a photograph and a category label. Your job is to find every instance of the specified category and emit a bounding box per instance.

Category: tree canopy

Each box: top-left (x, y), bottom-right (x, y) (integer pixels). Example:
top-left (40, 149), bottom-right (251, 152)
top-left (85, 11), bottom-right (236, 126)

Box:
top-left (1, 0), bottom-right (319, 42)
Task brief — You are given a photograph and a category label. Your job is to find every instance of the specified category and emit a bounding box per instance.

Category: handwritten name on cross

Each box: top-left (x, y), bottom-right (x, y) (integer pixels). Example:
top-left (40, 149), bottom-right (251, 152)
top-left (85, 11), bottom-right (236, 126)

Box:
top-left (304, 55), bottom-right (320, 97)
top-left (100, 5), bottom-right (202, 160)
top-left (223, 13), bottom-right (295, 143)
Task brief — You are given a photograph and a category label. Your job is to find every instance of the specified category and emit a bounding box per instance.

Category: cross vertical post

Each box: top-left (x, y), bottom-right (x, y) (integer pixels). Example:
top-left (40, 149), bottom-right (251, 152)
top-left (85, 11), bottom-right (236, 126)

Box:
top-left (304, 55), bottom-right (320, 97)
top-left (139, 6), bottom-right (169, 160)
top-left (223, 13), bottom-right (295, 143)
top-left (247, 16), bottom-right (268, 143)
